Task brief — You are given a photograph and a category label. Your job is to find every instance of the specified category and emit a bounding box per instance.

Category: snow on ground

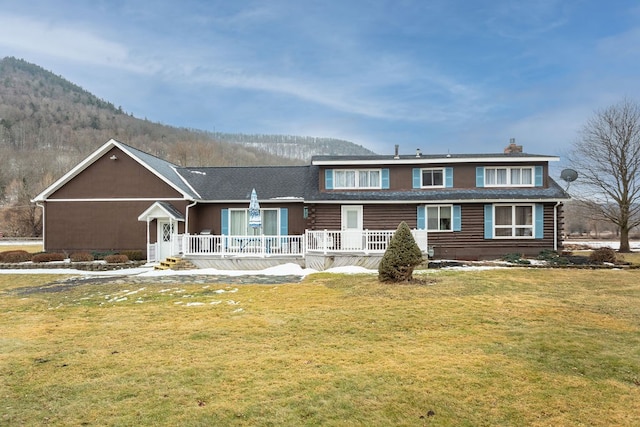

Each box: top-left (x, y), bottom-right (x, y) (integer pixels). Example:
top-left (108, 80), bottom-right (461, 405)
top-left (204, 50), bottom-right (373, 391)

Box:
top-left (1, 240), bottom-right (638, 277)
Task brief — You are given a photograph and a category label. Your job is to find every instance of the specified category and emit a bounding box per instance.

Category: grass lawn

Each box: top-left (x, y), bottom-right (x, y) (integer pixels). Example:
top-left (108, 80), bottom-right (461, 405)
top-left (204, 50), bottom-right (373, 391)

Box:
top-left (1, 269), bottom-right (639, 426)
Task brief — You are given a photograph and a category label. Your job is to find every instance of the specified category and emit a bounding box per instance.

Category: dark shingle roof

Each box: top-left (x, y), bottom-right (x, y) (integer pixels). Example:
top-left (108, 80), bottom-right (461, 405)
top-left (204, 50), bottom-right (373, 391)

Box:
top-left (177, 165), bottom-right (311, 201)
top-left (122, 143), bottom-right (199, 199)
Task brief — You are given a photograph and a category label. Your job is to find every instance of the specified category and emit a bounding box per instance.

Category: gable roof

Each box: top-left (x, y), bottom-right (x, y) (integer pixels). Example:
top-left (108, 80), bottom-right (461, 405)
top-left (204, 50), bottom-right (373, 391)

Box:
top-left (32, 139), bottom-right (199, 202)
top-left (137, 201), bottom-right (185, 222)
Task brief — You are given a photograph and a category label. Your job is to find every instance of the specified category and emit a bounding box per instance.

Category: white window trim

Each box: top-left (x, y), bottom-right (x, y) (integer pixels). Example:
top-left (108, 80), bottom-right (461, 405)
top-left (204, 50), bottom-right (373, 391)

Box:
top-left (426, 204), bottom-right (453, 232)
top-left (484, 166), bottom-right (534, 187)
top-left (334, 169), bottom-right (382, 189)
top-left (493, 204), bottom-right (535, 239)
top-left (420, 168), bottom-right (445, 188)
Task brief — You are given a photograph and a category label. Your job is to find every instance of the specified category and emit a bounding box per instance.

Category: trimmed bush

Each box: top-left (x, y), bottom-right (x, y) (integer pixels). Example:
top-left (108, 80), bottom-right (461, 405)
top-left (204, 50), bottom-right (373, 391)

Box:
top-left (70, 252), bottom-right (94, 262)
top-left (31, 252), bottom-right (66, 263)
top-left (104, 254), bottom-right (129, 264)
top-left (378, 221), bottom-right (423, 282)
top-left (0, 250), bottom-right (32, 263)
top-left (589, 247), bottom-right (618, 264)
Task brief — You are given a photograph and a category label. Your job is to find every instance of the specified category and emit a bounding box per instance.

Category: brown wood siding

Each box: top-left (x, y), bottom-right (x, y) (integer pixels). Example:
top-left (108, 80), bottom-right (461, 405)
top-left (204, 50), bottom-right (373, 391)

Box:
top-left (307, 202), bottom-right (560, 260)
top-left (50, 147), bottom-right (183, 199)
top-left (189, 203), bottom-right (306, 235)
top-left (320, 161), bottom-right (551, 192)
top-left (44, 200), bottom-right (187, 252)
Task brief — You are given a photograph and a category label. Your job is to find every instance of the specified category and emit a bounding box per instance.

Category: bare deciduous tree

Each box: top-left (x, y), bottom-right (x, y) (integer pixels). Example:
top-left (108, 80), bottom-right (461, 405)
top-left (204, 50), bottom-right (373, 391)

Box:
top-left (569, 99), bottom-right (640, 252)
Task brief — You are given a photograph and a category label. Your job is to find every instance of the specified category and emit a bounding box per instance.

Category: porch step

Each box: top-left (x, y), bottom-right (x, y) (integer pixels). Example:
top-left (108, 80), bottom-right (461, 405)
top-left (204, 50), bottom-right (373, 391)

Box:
top-left (154, 257), bottom-right (198, 271)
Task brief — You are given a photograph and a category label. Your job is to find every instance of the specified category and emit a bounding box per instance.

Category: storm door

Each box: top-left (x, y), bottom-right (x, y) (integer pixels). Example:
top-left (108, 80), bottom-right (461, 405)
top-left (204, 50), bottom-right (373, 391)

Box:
top-left (341, 205), bottom-right (363, 250)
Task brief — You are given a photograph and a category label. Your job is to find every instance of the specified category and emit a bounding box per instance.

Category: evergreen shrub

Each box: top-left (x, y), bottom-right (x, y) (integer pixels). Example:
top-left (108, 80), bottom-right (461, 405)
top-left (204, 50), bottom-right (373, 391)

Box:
top-left (378, 221), bottom-right (423, 282)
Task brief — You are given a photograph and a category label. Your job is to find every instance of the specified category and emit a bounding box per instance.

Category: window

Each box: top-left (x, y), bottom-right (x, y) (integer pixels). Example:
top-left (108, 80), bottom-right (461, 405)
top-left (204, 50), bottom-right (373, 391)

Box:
top-left (426, 205), bottom-right (452, 231)
top-left (485, 167), bottom-right (533, 187)
top-left (421, 168), bottom-right (444, 187)
top-left (494, 205), bottom-right (533, 238)
top-left (161, 223), bottom-right (174, 242)
top-left (334, 169), bottom-right (381, 189)
top-left (229, 208), bottom-right (279, 235)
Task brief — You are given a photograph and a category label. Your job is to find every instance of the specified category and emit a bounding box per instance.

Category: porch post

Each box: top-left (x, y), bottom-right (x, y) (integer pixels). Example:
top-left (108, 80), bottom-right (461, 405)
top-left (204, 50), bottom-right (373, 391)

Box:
top-left (146, 217), bottom-right (151, 262)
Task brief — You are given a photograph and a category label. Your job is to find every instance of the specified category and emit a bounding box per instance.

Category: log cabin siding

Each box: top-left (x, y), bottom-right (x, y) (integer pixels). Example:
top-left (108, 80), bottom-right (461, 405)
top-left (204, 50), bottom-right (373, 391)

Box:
top-left (307, 202), bottom-right (561, 260)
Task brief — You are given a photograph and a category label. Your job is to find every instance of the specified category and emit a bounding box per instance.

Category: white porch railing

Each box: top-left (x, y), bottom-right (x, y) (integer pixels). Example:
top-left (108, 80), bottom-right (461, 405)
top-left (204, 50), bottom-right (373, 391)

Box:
top-left (147, 242), bottom-right (158, 263)
top-left (305, 229), bottom-right (428, 254)
top-left (168, 230), bottom-right (428, 259)
top-left (182, 234), bottom-right (305, 257)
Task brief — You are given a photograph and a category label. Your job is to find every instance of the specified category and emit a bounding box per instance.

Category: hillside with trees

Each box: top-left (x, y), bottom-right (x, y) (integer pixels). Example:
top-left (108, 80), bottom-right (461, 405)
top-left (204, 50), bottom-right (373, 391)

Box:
top-left (0, 56), bottom-right (373, 237)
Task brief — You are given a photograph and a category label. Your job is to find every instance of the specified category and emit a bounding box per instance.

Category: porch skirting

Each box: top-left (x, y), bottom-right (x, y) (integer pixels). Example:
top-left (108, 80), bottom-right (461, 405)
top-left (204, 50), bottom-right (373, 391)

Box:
top-left (304, 253), bottom-right (383, 271)
top-left (186, 255), bottom-right (305, 271)
top-left (183, 253), bottom-right (384, 271)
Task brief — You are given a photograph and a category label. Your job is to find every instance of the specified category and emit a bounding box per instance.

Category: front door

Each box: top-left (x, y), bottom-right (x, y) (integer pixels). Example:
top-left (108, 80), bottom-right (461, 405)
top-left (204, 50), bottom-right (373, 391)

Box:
top-left (157, 220), bottom-right (174, 260)
top-left (341, 205), bottom-right (363, 250)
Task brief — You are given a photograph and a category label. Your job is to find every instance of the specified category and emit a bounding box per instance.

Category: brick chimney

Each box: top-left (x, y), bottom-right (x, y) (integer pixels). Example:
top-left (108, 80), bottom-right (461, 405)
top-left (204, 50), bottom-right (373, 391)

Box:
top-left (504, 138), bottom-right (523, 154)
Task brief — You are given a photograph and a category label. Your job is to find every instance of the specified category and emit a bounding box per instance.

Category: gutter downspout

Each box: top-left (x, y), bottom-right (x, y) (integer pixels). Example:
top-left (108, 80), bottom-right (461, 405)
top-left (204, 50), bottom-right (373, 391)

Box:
top-left (36, 202), bottom-right (45, 250)
top-left (554, 201), bottom-right (561, 252)
top-left (185, 200), bottom-right (198, 255)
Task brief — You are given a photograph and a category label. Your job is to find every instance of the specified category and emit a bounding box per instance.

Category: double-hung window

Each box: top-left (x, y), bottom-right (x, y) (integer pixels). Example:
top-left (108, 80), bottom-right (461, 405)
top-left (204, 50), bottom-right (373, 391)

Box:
top-left (485, 167), bottom-right (533, 187)
top-left (334, 169), bottom-right (381, 189)
top-left (494, 205), bottom-right (533, 237)
top-left (421, 168), bottom-right (444, 188)
top-left (427, 205), bottom-right (452, 231)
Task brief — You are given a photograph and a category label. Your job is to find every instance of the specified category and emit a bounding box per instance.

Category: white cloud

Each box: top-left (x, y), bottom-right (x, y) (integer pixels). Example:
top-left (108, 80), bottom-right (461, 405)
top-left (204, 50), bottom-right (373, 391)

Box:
top-left (0, 14), bottom-right (156, 74)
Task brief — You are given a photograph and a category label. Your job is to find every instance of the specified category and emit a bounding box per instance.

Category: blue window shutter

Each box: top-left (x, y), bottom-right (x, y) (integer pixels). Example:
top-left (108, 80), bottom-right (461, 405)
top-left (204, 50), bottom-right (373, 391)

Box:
top-left (535, 166), bottom-right (543, 186)
top-left (221, 208), bottom-right (229, 235)
top-left (484, 204), bottom-right (493, 239)
top-left (413, 168), bottom-right (421, 189)
top-left (535, 204), bottom-right (544, 239)
top-left (325, 169), bottom-right (334, 189)
top-left (280, 208), bottom-right (288, 236)
top-left (476, 167), bottom-right (485, 187)
top-left (417, 206), bottom-right (426, 229)
top-left (445, 167), bottom-right (453, 188)
top-left (453, 205), bottom-right (461, 231)
top-left (381, 168), bottom-right (390, 189)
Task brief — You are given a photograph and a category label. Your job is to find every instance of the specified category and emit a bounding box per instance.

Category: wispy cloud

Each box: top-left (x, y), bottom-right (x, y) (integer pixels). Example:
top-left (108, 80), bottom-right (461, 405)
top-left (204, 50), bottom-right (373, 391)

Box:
top-left (0, 14), bottom-right (157, 74)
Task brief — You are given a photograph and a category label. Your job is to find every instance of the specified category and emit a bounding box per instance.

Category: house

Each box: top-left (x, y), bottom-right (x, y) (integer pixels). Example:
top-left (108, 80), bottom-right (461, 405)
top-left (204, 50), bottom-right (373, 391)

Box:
top-left (32, 138), bottom-right (570, 270)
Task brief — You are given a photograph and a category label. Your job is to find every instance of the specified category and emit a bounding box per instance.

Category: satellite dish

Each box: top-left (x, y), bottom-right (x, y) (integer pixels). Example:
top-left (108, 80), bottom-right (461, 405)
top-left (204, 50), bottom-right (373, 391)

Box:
top-left (560, 168), bottom-right (578, 190)
top-left (560, 169), bottom-right (578, 183)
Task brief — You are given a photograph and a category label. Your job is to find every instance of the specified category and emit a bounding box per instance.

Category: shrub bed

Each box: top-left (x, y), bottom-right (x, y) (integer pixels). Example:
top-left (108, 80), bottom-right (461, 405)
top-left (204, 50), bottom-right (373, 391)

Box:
top-left (31, 252), bottom-right (66, 263)
top-left (0, 250), bottom-right (33, 263)
top-left (70, 252), bottom-right (94, 262)
top-left (104, 254), bottom-right (129, 264)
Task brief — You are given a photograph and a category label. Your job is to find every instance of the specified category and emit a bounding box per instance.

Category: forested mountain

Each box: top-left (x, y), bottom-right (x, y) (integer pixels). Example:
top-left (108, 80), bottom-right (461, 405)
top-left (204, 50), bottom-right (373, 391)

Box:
top-left (212, 133), bottom-right (375, 161)
top-left (0, 56), bottom-right (373, 236)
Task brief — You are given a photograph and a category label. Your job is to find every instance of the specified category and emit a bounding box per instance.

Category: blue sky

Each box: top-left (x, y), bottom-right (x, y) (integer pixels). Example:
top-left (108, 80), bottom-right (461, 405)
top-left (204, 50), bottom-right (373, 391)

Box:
top-left (1, 0), bottom-right (639, 161)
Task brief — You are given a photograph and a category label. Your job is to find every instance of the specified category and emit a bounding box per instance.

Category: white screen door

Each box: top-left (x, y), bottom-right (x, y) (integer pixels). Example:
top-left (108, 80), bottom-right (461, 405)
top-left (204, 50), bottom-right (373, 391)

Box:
top-left (341, 205), bottom-right (363, 250)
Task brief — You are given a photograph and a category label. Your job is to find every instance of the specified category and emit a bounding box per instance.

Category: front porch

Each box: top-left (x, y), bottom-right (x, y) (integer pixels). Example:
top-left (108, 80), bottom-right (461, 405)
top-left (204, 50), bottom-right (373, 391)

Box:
top-left (146, 229), bottom-right (429, 270)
